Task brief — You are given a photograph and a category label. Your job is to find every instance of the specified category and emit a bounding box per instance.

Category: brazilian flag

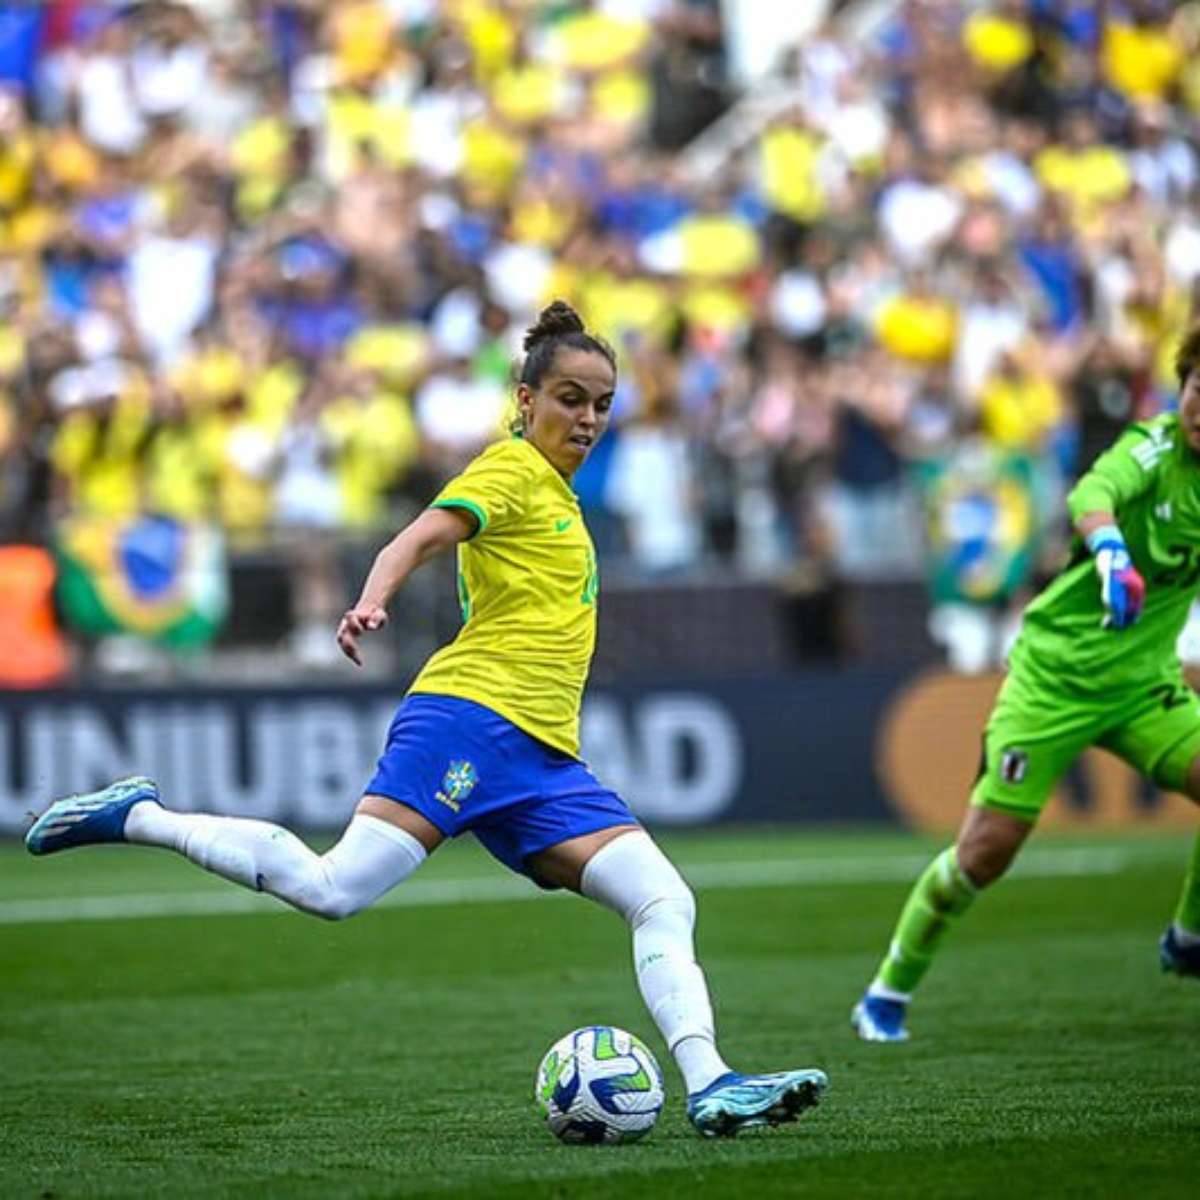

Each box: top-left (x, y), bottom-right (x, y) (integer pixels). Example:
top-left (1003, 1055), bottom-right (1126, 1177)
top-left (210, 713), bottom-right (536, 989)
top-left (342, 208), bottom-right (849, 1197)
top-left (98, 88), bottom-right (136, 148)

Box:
top-left (916, 446), bottom-right (1039, 607)
top-left (55, 514), bottom-right (228, 648)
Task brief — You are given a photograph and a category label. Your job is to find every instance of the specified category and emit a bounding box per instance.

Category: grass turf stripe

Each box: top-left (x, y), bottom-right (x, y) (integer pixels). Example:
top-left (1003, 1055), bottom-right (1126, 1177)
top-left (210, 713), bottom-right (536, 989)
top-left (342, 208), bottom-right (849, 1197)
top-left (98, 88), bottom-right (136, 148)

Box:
top-left (0, 846), bottom-right (1134, 926)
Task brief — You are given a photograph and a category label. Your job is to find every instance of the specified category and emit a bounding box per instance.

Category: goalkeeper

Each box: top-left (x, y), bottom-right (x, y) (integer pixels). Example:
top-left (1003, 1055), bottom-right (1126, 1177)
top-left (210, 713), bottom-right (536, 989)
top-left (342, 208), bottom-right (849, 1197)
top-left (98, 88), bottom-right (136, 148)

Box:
top-left (854, 323), bottom-right (1200, 1042)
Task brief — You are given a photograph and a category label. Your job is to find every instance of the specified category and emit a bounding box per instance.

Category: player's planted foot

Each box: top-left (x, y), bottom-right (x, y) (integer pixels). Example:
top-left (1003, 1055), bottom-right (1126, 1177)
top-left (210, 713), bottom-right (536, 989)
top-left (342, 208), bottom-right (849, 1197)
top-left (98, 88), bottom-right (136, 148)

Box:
top-left (686, 1068), bottom-right (828, 1138)
top-left (1159, 926), bottom-right (1200, 979)
top-left (25, 777), bottom-right (161, 856)
top-left (852, 994), bottom-right (910, 1043)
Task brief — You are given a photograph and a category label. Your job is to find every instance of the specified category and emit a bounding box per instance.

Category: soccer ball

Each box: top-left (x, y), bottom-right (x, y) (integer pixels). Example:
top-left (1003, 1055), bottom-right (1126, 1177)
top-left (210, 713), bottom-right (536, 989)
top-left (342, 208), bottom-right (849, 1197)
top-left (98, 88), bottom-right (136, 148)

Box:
top-left (534, 1025), bottom-right (665, 1144)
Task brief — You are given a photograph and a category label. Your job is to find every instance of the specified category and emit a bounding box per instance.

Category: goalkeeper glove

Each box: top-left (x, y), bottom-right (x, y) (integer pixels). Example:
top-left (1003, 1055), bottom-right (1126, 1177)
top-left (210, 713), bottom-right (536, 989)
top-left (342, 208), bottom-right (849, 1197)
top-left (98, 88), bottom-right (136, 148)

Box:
top-left (1086, 525), bottom-right (1145, 630)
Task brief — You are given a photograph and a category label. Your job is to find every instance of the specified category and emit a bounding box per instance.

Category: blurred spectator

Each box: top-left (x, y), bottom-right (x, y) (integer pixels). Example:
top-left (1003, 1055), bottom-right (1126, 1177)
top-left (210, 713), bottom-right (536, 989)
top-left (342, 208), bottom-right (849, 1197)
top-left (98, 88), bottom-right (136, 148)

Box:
top-left (415, 353), bottom-right (506, 474)
top-left (954, 261), bottom-right (1029, 399)
top-left (75, 17), bottom-right (148, 156)
top-left (131, 2), bottom-right (209, 122)
top-left (824, 351), bottom-right (921, 579)
top-left (606, 362), bottom-right (702, 574)
top-left (127, 191), bottom-right (220, 366)
top-left (0, 2), bottom-right (45, 98)
top-left (0, 545), bottom-right (70, 687)
top-left (977, 343), bottom-right (1064, 455)
top-left (876, 143), bottom-right (964, 266)
top-left (0, 0), bottom-right (1196, 678)
top-left (1017, 199), bottom-right (1085, 332)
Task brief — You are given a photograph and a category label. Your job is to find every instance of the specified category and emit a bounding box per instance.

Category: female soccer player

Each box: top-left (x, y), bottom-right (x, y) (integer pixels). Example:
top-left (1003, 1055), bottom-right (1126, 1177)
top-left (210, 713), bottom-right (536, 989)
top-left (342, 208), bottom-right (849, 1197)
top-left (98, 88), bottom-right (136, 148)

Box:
top-left (27, 301), bottom-right (827, 1136)
top-left (853, 321), bottom-right (1200, 1043)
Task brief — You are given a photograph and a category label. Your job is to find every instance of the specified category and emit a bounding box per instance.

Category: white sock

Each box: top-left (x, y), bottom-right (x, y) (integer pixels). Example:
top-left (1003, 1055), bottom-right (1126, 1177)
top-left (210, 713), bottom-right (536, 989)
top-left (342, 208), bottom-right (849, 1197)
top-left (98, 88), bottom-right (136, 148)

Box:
top-left (866, 980), bottom-right (912, 1004)
top-left (673, 1035), bottom-right (729, 1092)
top-left (580, 830), bottom-right (730, 1094)
top-left (125, 802), bottom-right (426, 920)
top-left (1173, 922), bottom-right (1200, 948)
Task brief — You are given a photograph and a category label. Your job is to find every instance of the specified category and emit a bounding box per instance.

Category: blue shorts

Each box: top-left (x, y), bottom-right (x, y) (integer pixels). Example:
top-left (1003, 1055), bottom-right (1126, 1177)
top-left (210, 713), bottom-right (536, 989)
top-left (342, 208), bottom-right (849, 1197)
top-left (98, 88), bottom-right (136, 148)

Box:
top-left (364, 694), bottom-right (638, 883)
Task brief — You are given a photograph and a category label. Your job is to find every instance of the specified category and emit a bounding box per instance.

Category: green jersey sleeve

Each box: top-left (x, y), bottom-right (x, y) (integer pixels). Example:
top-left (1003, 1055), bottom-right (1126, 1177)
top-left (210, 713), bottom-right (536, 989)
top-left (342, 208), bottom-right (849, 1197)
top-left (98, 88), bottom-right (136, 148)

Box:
top-left (1014, 415), bottom-right (1198, 694)
top-left (1067, 421), bottom-right (1168, 522)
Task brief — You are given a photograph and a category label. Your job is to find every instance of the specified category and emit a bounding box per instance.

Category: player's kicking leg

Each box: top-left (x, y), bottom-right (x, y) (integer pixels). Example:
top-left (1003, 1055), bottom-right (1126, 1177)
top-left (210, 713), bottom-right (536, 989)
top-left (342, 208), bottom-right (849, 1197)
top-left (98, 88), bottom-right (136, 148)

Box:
top-left (534, 828), bottom-right (828, 1137)
top-left (26, 776), bottom-right (160, 856)
top-left (852, 805), bottom-right (1032, 1043)
top-left (26, 777), bottom-right (434, 919)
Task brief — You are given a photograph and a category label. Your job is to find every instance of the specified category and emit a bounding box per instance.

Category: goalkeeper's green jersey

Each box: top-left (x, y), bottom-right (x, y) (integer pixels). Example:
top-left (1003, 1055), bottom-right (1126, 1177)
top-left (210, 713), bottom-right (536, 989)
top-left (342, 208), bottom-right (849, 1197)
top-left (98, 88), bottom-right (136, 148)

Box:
top-left (1012, 414), bottom-right (1200, 695)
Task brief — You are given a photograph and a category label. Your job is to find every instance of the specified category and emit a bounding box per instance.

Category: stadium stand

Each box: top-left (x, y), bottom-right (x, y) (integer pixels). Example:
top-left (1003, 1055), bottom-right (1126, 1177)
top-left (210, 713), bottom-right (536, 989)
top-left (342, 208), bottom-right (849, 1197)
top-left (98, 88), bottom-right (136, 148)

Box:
top-left (0, 0), bottom-right (1196, 675)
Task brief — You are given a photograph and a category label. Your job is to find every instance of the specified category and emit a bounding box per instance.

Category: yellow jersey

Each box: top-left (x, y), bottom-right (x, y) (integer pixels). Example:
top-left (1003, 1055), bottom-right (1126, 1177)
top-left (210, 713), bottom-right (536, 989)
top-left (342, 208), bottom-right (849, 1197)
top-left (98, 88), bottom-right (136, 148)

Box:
top-left (409, 437), bottom-right (598, 756)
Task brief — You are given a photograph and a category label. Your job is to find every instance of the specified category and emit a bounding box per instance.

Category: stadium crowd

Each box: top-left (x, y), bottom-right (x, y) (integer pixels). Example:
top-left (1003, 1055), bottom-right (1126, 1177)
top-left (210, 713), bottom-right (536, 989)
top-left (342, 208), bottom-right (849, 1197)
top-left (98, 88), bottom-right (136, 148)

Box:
top-left (1, 0), bottom-right (1199, 670)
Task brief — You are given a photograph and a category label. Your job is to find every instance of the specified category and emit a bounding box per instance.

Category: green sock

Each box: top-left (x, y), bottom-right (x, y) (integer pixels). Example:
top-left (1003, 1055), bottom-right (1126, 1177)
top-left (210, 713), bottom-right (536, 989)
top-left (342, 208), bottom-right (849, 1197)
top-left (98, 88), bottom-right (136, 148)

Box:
top-left (874, 847), bottom-right (978, 997)
top-left (1173, 830), bottom-right (1200, 936)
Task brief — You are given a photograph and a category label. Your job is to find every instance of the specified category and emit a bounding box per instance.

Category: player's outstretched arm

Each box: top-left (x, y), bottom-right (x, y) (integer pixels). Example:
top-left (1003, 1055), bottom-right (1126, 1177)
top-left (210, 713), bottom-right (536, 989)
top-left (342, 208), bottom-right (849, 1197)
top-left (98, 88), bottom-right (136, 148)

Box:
top-left (337, 507), bottom-right (476, 665)
top-left (1076, 510), bottom-right (1145, 631)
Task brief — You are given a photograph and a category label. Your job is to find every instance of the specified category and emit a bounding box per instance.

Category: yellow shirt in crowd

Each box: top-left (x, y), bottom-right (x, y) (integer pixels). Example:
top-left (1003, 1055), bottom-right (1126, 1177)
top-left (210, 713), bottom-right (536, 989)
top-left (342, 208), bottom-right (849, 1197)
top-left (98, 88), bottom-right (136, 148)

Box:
top-left (876, 294), bottom-right (957, 363)
top-left (323, 389), bottom-right (418, 528)
top-left (1102, 22), bottom-right (1183, 100)
top-left (980, 372), bottom-right (1062, 451)
top-left (1034, 144), bottom-right (1131, 218)
top-left (331, 0), bottom-right (394, 83)
top-left (461, 118), bottom-right (527, 205)
top-left (580, 272), bottom-right (672, 347)
top-left (0, 131), bottom-right (35, 210)
top-left (760, 125), bottom-right (826, 224)
top-left (678, 214), bottom-right (761, 277)
top-left (411, 437), bottom-right (599, 757)
top-left (962, 12), bottom-right (1034, 73)
top-left (50, 395), bottom-right (150, 518)
top-left (549, 11), bottom-right (648, 71)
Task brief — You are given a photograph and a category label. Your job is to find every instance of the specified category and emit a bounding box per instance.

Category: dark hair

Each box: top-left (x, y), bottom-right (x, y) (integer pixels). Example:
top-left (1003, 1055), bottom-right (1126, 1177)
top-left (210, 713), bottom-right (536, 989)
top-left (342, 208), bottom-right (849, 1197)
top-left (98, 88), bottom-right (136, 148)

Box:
top-left (519, 300), bottom-right (616, 389)
top-left (1176, 320), bottom-right (1200, 388)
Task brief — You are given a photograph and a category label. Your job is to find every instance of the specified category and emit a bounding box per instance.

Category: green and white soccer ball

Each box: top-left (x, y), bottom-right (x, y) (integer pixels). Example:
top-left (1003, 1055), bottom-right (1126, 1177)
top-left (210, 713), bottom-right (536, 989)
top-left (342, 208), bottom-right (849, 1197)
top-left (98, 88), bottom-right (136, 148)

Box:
top-left (534, 1025), bottom-right (665, 1144)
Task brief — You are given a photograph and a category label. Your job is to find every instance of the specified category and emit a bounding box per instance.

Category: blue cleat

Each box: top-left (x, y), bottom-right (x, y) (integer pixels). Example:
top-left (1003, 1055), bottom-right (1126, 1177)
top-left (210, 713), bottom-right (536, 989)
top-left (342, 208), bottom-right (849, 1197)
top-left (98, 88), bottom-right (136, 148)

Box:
top-left (687, 1068), bottom-right (828, 1138)
top-left (1160, 926), bottom-right (1200, 979)
top-left (25, 776), bottom-right (160, 856)
top-left (851, 994), bottom-right (910, 1043)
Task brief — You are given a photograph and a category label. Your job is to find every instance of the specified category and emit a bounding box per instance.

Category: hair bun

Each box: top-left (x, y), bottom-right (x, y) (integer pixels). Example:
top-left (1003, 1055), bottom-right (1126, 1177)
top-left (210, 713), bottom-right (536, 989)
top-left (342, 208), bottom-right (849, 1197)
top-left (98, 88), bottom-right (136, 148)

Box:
top-left (523, 300), bottom-right (585, 352)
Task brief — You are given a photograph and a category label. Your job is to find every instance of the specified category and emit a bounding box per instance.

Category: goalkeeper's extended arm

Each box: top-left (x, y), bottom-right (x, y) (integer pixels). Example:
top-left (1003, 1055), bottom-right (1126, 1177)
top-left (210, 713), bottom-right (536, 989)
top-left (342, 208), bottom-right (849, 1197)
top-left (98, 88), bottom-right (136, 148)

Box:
top-left (1077, 511), bottom-right (1145, 631)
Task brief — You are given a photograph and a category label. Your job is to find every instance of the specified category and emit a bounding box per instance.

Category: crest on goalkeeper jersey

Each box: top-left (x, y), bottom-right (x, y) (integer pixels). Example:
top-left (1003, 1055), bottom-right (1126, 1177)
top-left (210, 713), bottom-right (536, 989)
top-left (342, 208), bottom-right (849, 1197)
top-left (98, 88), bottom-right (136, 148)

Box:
top-left (1000, 749), bottom-right (1028, 784)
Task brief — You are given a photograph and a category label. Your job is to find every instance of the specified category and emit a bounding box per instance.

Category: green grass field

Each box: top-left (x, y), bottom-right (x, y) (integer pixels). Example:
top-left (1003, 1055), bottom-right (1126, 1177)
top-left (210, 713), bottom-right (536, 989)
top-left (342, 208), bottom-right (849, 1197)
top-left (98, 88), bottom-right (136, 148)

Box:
top-left (2, 827), bottom-right (1197, 1199)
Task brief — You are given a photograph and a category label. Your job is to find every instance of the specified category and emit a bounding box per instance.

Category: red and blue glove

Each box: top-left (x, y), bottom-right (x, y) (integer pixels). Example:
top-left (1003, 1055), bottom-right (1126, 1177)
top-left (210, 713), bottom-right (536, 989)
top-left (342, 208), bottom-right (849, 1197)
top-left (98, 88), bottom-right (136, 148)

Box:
top-left (1087, 525), bottom-right (1145, 630)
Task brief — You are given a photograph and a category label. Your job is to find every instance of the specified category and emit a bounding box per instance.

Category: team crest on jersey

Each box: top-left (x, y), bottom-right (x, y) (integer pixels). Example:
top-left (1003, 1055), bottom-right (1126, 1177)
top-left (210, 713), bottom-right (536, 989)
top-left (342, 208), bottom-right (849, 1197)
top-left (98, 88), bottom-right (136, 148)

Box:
top-left (435, 760), bottom-right (478, 811)
top-left (1155, 501), bottom-right (1173, 522)
top-left (1000, 749), bottom-right (1028, 785)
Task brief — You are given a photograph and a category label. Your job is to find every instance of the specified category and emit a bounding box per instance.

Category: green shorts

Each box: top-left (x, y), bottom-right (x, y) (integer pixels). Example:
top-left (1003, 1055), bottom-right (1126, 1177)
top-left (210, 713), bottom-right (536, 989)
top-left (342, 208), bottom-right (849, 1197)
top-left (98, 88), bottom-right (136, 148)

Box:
top-left (971, 667), bottom-right (1200, 822)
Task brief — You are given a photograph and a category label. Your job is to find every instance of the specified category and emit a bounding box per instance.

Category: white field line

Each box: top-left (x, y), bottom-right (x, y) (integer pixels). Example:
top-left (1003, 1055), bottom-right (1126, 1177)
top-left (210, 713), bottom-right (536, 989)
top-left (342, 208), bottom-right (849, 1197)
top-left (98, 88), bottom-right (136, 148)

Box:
top-left (0, 847), bottom-right (1136, 927)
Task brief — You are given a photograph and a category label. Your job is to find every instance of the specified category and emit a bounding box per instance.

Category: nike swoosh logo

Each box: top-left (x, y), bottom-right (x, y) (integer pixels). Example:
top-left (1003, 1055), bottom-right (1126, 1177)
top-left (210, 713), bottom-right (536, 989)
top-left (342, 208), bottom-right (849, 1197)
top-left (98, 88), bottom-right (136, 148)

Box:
top-left (555, 518), bottom-right (573, 532)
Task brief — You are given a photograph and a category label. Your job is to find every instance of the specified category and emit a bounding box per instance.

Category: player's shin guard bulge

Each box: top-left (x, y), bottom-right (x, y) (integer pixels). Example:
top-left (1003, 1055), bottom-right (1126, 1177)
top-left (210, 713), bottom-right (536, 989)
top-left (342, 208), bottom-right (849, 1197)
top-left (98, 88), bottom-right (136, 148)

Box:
top-left (581, 831), bottom-right (728, 1092)
top-left (875, 846), bottom-right (978, 996)
top-left (632, 889), bottom-right (712, 1042)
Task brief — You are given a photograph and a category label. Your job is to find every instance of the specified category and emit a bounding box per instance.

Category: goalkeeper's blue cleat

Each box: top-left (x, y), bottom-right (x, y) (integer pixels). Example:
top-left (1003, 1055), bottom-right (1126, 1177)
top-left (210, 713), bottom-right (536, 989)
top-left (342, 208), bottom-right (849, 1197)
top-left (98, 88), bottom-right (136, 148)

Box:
top-left (851, 994), bottom-right (910, 1043)
top-left (1160, 926), bottom-right (1200, 979)
top-left (25, 776), bottom-right (159, 856)
top-left (687, 1068), bottom-right (828, 1138)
